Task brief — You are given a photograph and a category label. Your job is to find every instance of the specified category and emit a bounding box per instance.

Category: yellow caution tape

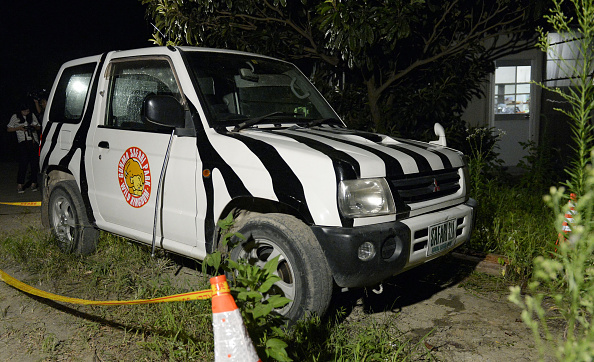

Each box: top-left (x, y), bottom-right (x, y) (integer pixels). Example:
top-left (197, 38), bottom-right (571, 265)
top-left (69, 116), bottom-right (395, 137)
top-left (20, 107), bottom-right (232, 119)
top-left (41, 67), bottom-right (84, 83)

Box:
top-left (0, 201), bottom-right (41, 207)
top-left (0, 268), bottom-right (222, 305)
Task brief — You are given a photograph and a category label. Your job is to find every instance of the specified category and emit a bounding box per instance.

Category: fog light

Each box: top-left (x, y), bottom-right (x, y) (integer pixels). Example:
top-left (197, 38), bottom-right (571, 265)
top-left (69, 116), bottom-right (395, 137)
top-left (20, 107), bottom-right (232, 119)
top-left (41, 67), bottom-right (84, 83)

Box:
top-left (358, 242), bottom-right (376, 261)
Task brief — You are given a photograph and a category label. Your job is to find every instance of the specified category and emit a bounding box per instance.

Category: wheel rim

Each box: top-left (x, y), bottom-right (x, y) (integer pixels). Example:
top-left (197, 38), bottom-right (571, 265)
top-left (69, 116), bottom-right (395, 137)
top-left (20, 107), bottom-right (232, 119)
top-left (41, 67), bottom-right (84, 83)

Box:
top-left (237, 237), bottom-right (296, 315)
top-left (51, 195), bottom-right (76, 247)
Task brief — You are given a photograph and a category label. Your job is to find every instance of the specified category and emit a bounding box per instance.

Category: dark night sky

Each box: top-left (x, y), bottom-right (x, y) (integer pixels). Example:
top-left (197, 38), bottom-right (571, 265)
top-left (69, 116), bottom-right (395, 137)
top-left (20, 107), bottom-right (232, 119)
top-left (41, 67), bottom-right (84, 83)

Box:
top-left (1, 0), bottom-right (153, 122)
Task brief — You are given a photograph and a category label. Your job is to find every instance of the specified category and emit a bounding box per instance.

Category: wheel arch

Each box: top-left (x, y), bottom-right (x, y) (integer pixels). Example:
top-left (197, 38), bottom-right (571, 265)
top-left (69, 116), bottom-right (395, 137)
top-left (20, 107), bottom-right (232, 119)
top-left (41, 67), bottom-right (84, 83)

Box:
top-left (207, 196), bottom-right (314, 254)
top-left (41, 166), bottom-right (95, 228)
top-left (226, 212), bottom-right (334, 322)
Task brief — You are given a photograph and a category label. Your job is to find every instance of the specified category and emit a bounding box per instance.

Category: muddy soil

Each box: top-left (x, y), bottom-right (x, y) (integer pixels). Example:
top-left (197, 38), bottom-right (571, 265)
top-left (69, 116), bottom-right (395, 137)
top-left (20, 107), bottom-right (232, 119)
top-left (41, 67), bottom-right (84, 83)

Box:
top-left (0, 162), bottom-right (556, 361)
top-left (334, 261), bottom-right (556, 361)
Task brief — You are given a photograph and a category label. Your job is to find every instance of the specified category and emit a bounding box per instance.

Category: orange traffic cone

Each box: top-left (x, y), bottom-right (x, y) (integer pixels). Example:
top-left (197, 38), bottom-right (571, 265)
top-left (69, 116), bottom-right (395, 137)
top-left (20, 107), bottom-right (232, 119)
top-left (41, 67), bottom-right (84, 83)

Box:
top-left (210, 275), bottom-right (260, 362)
top-left (555, 193), bottom-right (578, 251)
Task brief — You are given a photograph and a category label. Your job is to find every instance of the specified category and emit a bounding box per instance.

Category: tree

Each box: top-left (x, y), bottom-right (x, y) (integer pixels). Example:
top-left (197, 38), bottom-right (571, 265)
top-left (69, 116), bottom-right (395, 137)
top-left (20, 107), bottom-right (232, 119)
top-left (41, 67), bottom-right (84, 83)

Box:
top-left (141, 0), bottom-right (542, 135)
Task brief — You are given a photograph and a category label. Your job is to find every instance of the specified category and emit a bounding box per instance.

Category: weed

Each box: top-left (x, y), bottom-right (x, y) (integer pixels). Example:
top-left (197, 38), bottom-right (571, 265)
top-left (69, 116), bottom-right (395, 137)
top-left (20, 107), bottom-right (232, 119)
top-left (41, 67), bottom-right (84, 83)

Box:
top-left (467, 180), bottom-right (556, 281)
top-left (286, 311), bottom-right (431, 361)
top-left (517, 120), bottom-right (562, 191)
top-left (465, 126), bottom-right (504, 199)
top-left (461, 108), bottom-right (555, 277)
top-left (534, 0), bottom-right (594, 197)
top-left (509, 0), bottom-right (594, 359)
top-left (510, 157), bottom-right (594, 360)
top-left (203, 213), bottom-right (291, 360)
top-left (41, 333), bottom-right (58, 353)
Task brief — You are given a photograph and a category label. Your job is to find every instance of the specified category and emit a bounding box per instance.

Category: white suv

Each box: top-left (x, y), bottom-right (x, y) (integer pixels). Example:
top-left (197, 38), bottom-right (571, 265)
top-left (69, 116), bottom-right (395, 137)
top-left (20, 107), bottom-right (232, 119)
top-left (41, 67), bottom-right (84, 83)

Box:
top-left (39, 46), bottom-right (476, 322)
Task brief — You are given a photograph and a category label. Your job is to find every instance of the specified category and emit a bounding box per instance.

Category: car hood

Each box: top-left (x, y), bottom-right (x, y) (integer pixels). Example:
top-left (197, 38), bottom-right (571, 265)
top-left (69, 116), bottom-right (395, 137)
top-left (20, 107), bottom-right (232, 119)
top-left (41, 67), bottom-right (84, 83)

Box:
top-left (225, 126), bottom-right (464, 179)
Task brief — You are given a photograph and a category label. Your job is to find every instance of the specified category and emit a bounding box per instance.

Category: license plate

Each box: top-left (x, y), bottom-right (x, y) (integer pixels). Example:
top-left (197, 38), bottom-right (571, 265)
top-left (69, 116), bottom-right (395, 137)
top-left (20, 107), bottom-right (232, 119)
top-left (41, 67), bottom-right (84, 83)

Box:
top-left (428, 219), bottom-right (457, 256)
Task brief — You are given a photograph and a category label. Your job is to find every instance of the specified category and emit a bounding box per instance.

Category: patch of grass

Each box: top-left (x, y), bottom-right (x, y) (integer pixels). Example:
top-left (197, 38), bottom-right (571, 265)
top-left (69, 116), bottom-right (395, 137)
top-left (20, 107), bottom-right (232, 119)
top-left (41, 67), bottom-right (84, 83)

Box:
top-left (468, 180), bottom-right (556, 281)
top-left (0, 231), bottom-right (214, 360)
top-left (286, 312), bottom-right (431, 361)
top-left (1, 228), bottom-right (426, 361)
top-left (41, 333), bottom-right (58, 353)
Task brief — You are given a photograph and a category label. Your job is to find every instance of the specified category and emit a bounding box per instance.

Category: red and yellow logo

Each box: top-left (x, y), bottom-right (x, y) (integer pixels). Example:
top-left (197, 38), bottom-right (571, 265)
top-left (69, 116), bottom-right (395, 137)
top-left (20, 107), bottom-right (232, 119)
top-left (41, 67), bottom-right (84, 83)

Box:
top-left (118, 147), bottom-right (151, 208)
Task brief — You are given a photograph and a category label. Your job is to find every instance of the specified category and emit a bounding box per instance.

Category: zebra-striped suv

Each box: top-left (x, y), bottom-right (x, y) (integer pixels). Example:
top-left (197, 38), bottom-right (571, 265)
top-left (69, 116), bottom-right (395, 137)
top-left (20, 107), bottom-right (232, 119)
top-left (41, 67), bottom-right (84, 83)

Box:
top-left (39, 46), bottom-right (476, 322)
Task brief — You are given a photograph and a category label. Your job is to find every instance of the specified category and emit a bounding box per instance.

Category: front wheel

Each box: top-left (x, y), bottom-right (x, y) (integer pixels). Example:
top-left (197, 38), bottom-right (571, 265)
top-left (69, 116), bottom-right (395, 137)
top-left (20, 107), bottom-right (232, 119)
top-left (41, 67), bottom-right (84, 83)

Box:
top-left (229, 213), bottom-right (333, 323)
top-left (48, 180), bottom-right (99, 255)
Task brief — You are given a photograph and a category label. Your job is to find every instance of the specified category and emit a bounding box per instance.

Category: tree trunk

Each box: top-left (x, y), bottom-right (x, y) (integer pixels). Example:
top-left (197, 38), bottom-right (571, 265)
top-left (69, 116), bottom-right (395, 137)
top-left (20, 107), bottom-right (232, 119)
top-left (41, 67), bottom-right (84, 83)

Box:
top-left (365, 76), bottom-right (383, 133)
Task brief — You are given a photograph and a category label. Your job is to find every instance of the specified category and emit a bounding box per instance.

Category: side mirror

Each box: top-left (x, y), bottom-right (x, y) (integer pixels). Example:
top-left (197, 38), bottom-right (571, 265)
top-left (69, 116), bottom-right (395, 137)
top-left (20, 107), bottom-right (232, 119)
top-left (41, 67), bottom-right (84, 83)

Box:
top-left (143, 95), bottom-right (185, 128)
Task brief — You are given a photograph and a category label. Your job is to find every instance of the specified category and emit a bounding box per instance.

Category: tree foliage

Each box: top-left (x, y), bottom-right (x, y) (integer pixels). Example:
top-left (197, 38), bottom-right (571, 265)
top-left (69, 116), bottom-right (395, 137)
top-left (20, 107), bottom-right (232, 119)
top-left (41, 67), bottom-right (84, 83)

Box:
top-left (141, 0), bottom-right (542, 137)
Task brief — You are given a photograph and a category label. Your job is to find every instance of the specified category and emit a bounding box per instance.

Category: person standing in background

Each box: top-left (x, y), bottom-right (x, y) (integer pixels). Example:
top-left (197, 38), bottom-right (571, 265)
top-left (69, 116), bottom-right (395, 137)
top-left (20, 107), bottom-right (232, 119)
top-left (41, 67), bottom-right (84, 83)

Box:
top-left (7, 103), bottom-right (41, 193)
top-left (33, 90), bottom-right (48, 125)
top-left (33, 91), bottom-right (48, 141)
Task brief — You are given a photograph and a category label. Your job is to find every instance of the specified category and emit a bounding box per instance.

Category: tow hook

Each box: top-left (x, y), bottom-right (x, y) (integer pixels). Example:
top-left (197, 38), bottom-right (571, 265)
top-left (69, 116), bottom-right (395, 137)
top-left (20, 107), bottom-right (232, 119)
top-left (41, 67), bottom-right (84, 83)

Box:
top-left (372, 283), bottom-right (384, 295)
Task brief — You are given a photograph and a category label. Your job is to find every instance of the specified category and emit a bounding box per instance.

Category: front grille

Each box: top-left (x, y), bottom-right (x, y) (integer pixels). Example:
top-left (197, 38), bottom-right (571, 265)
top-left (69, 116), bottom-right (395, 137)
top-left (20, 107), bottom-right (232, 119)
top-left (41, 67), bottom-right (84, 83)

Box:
top-left (389, 169), bottom-right (461, 204)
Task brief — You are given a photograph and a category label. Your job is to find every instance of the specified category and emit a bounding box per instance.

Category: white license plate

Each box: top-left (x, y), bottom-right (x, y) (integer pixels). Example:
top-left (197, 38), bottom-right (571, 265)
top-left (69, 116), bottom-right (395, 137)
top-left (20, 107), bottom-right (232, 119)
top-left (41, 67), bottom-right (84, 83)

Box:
top-left (428, 219), bottom-right (457, 256)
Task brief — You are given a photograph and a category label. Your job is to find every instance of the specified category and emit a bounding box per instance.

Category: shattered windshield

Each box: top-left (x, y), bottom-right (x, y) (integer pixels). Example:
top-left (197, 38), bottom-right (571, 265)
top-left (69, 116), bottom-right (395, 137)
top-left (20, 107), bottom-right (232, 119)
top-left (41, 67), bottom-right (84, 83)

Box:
top-left (183, 51), bottom-right (339, 127)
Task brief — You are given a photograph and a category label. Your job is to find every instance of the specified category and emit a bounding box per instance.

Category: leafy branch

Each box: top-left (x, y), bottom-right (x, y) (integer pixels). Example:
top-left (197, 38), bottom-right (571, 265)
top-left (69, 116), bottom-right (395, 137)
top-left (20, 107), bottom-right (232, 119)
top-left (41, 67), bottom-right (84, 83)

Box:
top-left (202, 213), bottom-right (292, 361)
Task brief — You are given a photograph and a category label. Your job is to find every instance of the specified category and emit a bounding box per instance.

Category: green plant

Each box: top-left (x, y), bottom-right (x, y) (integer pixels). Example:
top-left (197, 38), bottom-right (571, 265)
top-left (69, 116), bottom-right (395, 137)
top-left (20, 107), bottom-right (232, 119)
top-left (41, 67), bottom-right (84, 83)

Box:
top-left (465, 126), bottom-right (504, 199)
top-left (509, 0), bottom-right (594, 358)
top-left (494, 206), bottom-right (555, 280)
top-left (509, 154), bottom-right (594, 360)
top-left (203, 213), bottom-right (292, 361)
top-left (518, 138), bottom-right (558, 191)
top-left (535, 0), bottom-right (594, 197)
top-left (285, 310), bottom-right (432, 361)
top-left (517, 115), bottom-right (562, 191)
top-left (467, 180), bottom-right (556, 278)
top-left (41, 333), bottom-right (58, 353)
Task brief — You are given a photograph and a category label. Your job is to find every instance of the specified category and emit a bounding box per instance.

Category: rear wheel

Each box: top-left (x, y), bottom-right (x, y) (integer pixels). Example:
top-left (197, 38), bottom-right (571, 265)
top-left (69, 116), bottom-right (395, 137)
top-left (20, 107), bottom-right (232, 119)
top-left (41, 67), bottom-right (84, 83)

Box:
top-left (229, 213), bottom-right (333, 323)
top-left (48, 181), bottom-right (98, 255)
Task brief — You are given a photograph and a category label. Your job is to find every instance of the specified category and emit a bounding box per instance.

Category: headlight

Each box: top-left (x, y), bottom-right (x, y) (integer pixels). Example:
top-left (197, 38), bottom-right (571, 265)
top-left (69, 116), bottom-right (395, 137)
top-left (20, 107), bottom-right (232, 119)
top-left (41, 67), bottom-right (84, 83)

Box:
top-left (338, 178), bottom-right (396, 218)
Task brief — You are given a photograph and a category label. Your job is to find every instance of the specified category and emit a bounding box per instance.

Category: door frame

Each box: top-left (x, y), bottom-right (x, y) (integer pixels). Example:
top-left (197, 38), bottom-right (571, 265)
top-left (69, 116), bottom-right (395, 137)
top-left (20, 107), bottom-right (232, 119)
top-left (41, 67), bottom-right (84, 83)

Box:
top-left (488, 54), bottom-right (543, 167)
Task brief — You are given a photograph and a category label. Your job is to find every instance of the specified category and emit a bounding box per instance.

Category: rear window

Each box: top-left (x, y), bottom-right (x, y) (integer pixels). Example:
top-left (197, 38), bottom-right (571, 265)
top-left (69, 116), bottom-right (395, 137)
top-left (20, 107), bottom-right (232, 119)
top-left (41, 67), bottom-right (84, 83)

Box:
top-left (49, 63), bottom-right (96, 123)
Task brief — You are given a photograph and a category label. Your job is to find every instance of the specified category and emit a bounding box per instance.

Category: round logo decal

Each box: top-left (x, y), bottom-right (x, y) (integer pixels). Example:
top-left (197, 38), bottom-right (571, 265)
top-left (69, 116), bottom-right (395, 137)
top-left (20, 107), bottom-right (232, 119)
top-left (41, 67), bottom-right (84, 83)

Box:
top-left (118, 147), bottom-right (151, 208)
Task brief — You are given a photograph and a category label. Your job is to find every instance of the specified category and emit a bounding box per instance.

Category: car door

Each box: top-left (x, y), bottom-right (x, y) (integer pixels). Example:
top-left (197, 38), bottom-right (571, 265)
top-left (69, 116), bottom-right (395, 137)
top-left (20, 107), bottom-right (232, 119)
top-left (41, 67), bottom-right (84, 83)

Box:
top-left (89, 57), bottom-right (199, 253)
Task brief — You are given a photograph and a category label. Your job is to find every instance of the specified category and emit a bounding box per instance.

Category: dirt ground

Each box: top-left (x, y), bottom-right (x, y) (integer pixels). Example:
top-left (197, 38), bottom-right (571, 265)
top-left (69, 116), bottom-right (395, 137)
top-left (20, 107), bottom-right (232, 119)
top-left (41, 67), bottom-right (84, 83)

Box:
top-left (0, 161), bottom-right (556, 361)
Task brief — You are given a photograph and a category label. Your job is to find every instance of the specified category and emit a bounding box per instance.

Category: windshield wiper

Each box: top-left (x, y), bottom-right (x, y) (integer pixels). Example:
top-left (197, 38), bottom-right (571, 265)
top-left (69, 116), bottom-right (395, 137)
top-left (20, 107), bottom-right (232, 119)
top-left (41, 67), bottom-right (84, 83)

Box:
top-left (232, 112), bottom-right (291, 132)
top-left (306, 118), bottom-right (341, 128)
top-left (289, 117), bottom-right (341, 130)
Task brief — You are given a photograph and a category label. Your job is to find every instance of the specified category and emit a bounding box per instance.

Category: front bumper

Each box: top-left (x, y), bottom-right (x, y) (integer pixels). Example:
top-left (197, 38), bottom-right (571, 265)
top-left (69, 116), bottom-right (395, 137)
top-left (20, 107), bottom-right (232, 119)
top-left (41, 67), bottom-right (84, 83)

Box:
top-left (311, 198), bottom-right (477, 288)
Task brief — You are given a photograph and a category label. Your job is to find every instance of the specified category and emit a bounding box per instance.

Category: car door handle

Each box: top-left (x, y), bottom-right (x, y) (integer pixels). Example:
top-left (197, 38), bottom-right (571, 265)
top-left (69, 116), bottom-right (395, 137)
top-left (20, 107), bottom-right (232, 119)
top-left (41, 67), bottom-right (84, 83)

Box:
top-left (98, 141), bottom-right (109, 149)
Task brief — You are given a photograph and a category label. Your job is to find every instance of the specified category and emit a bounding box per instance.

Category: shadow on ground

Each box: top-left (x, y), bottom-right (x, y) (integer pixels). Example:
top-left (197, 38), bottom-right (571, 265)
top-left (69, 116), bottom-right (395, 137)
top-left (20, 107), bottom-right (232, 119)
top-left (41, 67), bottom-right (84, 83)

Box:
top-left (328, 253), bottom-right (479, 318)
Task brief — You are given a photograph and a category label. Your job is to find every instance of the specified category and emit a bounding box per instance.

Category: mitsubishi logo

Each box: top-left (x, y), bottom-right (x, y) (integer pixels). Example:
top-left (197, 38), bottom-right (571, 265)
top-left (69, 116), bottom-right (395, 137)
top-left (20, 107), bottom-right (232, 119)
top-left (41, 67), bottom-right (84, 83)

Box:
top-left (432, 178), bottom-right (440, 192)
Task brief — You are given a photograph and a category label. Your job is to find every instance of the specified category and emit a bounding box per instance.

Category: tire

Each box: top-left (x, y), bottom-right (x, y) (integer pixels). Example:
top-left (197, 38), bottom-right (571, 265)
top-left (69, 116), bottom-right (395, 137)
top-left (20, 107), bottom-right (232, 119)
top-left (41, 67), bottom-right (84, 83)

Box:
top-left (229, 213), bottom-right (333, 323)
top-left (48, 180), bottom-right (99, 255)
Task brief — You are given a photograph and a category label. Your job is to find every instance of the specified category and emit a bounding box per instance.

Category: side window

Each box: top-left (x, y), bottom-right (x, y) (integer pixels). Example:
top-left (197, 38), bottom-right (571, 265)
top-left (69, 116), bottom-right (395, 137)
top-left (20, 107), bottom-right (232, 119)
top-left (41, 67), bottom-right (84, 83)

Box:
top-left (49, 63), bottom-right (96, 123)
top-left (104, 58), bottom-right (182, 132)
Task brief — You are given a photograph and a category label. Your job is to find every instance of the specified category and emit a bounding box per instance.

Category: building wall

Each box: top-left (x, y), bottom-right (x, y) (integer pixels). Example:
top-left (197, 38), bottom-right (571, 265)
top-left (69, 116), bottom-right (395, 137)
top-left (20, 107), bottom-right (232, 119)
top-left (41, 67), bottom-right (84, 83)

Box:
top-left (461, 47), bottom-right (544, 167)
top-left (461, 82), bottom-right (490, 128)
